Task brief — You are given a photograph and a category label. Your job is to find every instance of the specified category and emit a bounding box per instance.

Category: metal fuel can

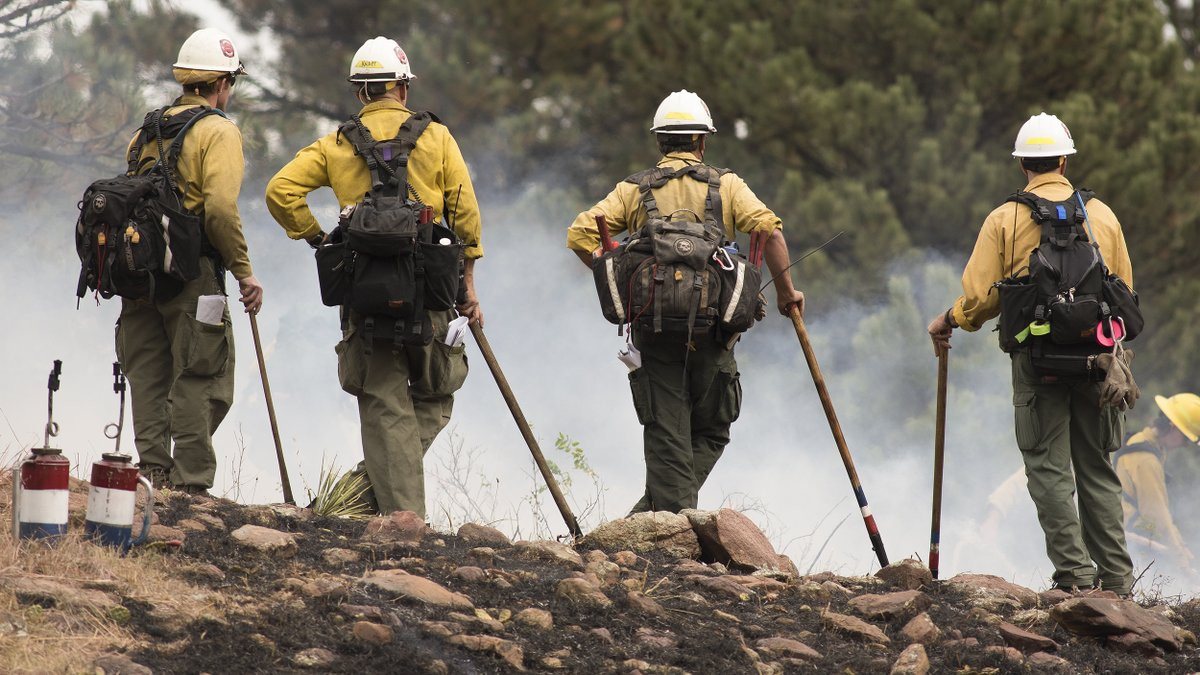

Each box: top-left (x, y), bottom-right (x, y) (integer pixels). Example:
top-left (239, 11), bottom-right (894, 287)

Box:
top-left (84, 453), bottom-right (154, 551)
top-left (12, 448), bottom-right (70, 541)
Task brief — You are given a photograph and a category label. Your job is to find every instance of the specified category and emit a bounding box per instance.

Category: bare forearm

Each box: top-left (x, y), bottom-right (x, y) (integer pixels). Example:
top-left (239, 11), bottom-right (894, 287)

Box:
top-left (763, 229), bottom-right (796, 296)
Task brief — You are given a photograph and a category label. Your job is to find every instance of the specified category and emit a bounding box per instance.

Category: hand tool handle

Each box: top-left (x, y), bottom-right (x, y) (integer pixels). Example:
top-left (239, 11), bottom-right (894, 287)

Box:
top-left (595, 215), bottom-right (618, 253)
top-left (250, 313), bottom-right (295, 505)
top-left (930, 351), bottom-right (948, 579)
top-left (789, 307), bottom-right (889, 568)
top-left (470, 322), bottom-right (583, 539)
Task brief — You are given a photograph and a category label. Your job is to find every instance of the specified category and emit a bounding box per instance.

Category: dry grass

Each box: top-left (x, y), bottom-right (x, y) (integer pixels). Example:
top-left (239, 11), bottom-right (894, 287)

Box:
top-left (0, 474), bottom-right (224, 672)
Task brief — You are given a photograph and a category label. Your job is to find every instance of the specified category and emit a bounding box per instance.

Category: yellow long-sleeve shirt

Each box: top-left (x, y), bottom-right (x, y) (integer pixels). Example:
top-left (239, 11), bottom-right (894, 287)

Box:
top-left (127, 95), bottom-right (253, 279)
top-left (1115, 427), bottom-right (1194, 566)
top-left (951, 173), bottom-right (1133, 332)
top-left (265, 99), bottom-right (483, 259)
top-left (566, 153), bottom-right (781, 253)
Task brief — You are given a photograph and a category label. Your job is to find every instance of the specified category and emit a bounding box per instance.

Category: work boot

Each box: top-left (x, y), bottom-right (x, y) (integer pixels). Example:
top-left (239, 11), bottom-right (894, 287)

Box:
top-left (140, 465), bottom-right (172, 490)
top-left (175, 485), bottom-right (213, 499)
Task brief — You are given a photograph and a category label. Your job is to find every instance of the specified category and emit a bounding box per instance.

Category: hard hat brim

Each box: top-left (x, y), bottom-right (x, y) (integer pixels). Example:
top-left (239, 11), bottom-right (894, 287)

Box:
top-left (651, 125), bottom-right (716, 135)
top-left (347, 74), bottom-right (416, 83)
top-left (1012, 148), bottom-right (1077, 158)
top-left (1155, 394), bottom-right (1200, 443)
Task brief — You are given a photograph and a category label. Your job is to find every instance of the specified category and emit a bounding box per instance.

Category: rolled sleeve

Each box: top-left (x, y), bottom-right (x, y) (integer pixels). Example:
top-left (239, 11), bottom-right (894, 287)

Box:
top-left (567, 185), bottom-right (633, 253)
top-left (726, 174), bottom-right (782, 235)
top-left (442, 133), bottom-right (484, 259)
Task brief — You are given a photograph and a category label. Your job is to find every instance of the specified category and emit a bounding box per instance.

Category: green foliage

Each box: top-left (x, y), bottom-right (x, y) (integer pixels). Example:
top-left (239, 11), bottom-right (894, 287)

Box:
top-left (309, 465), bottom-right (374, 520)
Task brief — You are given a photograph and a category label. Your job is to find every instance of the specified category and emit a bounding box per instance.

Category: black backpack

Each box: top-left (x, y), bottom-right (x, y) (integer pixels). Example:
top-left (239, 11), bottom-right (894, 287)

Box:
top-left (75, 105), bottom-right (223, 303)
top-left (995, 189), bottom-right (1143, 377)
top-left (592, 164), bottom-right (762, 344)
top-left (314, 111), bottom-right (465, 348)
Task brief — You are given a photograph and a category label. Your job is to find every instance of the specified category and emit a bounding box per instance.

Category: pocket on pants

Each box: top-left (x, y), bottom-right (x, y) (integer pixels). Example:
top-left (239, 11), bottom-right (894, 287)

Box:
top-left (335, 331), bottom-right (368, 396)
top-left (628, 367), bottom-right (655, 425)
top-left (1013, 391), bottom-right (1041, 451)
top-left (1100, 405), bottom-right (1125, 452)
top-left (182, 316), bottom-right (230, 377)
top-left (710, 368), bottom-right (742, 426)
top-left (412, 340), bottom-right (469, 397)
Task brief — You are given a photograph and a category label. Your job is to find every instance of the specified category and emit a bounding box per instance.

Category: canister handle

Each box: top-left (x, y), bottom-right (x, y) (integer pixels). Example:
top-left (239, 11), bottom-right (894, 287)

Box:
top-left (131, 475), bottom-right (155, 547)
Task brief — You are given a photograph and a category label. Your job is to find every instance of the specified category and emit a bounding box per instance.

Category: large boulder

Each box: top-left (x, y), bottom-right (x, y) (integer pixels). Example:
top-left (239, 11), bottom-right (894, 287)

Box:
top-left (583, 511), bottom-right (700, 559)
top-left (847, 590), bottom-right (932, 621)
top-left (945, 573), bottom-right (1037, 611)
top-left (875, 559), bottom-right (933, 590)
top-left (1049, 598), bottom-right (1184, 653)
top-left (683, 508), bottom-right (792, 575)
top-left (362, 511), bottom-right (429, 544)
top-left (360, 569), bottom-right (473, 609)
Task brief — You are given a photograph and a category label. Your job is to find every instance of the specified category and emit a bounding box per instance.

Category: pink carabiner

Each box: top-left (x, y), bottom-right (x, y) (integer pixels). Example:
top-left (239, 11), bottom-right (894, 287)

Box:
top-left (1096, 317), bottom-right (1126, 348)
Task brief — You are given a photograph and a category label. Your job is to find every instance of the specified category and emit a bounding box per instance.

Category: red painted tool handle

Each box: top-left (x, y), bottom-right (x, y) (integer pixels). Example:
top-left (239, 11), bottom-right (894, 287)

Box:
top-left (595, 215), bottom-right (618, 253)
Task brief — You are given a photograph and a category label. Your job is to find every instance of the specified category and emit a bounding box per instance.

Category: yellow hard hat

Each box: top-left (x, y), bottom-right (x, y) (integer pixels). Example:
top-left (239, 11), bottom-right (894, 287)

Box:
top-left (1154, 393), bottom-right (1200, 443)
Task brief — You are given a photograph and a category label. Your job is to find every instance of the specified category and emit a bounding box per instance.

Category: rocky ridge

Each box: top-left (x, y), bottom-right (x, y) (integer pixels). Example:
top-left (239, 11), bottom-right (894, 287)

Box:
top-left (3, 486), bottom-right (1200, 673)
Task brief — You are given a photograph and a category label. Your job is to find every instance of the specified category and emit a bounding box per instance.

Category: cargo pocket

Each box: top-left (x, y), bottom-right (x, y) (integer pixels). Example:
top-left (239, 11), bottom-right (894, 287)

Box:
top-left (711, 368), bottom-right (743, 425)
top-left (628, 367), bottom-right (655, 425)
top-left (335, 331), bottom-right (367, 396)
top-left (413, 340), bottom-right (469, 397)
top-left (182, 316), bottom-right (230, 377)
top-left (1099, 405), bottom-right (1125, 453)
top-left (1013, 391), bottom-right (1041, 451)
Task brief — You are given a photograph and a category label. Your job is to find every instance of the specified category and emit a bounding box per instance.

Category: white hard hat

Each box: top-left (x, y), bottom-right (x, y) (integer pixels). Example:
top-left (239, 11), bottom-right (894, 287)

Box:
top-left (651, 90), bottom-right (716, 135)
top-left (173, 28), bottom-right (245, 74)
top-left (348, 36), bottom-right (416, 82)
top-left (1013, 113), bottom-right (1076, 158)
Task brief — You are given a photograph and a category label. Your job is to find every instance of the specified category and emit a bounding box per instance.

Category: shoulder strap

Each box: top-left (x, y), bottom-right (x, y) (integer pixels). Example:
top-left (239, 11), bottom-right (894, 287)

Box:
top-left (628, 163), bottom-right (727, 233)
top-left (126, 106), bottom-right (171, 174)
top-left (340, 111), bottom-right (434, 194)
top-left (1005, 190), bottom-right (1088, 248)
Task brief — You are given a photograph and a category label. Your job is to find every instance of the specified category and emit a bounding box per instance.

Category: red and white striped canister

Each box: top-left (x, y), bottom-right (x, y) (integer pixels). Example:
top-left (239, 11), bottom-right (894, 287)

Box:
top-left (13, 448), bottom-right (70, 541)
top-left (85, 453), bottom-right (153, 550)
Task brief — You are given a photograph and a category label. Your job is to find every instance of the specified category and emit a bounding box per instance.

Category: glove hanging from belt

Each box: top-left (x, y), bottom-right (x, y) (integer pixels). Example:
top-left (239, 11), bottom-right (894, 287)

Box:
top-left (1094, 349), bottom-right (1139, 411)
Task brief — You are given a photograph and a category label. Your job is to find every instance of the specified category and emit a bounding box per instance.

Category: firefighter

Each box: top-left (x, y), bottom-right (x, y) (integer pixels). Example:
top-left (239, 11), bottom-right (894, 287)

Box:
top-left (567, 90), bottom-right (805, 514)
top-left (927, 113), bottom-right (1136, 595)
top-left (121, 28), bottom-right (264, 495)
top-left (265, 37), bottom-right (482, 517)
top-left (1115, 393), bottom-right (1200, 571)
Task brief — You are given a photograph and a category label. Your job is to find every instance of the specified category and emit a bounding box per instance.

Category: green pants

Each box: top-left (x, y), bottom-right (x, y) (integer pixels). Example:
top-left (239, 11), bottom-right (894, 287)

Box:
top-left (627, 335), bottom-right (742, 514)
top-left (337, 310), bottom-right (468, 516)
top-left (1011, 351), bottom-right (1132, 594)
top-left (116, 258), bottom-right (234, 489)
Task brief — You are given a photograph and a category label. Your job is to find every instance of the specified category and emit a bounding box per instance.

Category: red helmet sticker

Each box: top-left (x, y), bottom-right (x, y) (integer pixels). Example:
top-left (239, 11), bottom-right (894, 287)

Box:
top-left (220, 39), bottom-right (236, 58)
top-left (394, 46), bottom-right (408, 64)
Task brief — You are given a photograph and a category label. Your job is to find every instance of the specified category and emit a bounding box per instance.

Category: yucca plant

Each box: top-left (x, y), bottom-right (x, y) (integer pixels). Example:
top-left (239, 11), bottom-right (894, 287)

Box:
top-left (310, 466), bottom-right (375, 520)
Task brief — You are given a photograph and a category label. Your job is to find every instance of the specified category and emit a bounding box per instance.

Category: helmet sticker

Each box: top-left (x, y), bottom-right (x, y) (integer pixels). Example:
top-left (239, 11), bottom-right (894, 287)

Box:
top-left (220, 39), bottom-right (236, 58)
top-left (394, 46), bottom-right (408, 64)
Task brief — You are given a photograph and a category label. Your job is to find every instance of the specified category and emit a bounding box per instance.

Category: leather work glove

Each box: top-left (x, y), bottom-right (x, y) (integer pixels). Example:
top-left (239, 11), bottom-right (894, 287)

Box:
top-left (1095, 349), bottom-right (1139, 411)
top-left (754, 293), bottom-right (768, 321)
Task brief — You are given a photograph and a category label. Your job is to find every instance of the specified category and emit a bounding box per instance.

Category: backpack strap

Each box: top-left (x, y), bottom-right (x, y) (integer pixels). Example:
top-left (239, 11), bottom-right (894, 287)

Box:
top-left (1005, 190), bottom-right (1088, 248)
top-left (628, 163), bottom-right (728, 235)
top-left (339, 111), bottom-right (434, 195)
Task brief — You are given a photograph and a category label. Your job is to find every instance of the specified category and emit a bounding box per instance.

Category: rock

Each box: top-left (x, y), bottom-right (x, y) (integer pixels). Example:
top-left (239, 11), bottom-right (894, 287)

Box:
top-left (180, 562), bottom-right (225, 582)
top-left (820, 580), bottom-right (853, 598)
top-left (822, 610), bottom-right (890, 644)
top-left (590, 627), bottom-right (614, 643)
top-left (900, 612), bottom-right (941, 644)
top-left (1, 575), bottom-right (119, 613)
top-left (889, 643), bottom-right (929, 675)
top-left (300, 575), bottom-right (349, 600)
top-left (468, 547), bottom-right (496, 566)
top-left (248, 632), bottom-right (276, 653)
top-left (420, 620), bottom-right (462, 639)
top-left (582, 549), bottom-right (608, 564)
top-left (998, 621), bottom-right (1059, 652)
top-left (725, 575), bottom-right (788, 593)
top-left (293, 647), bottom-right (337, 668)
top-left (512, 540), bottom-right (583, 567)
top-left (361, 569), bottom-right (473, 609)
top-left (967, 607), bottom-right (1003, 626)
top-left (679, 590), bottom-right (710, 606)
top-left (636, 627), bottom-right (679, 648)
top-left (1026, 651), bottom-right (1071, 671)
top-left (92, 655), bottom-right (152, 674)
top-left (683, 508), bottom-right (789, 575)
top-left (983, 645), bottom-right (1025, 665)
top-left (555, 577), bottom-right (612, 609)
top-left (1038, 588), bottom-right (1072, 606)
top-left (792, 581), bottom-right (831, 604)
top-left (362, 510), bottom-right (429, 544)
top-left (945, 573), bottom-right (1037, 611)
top-left (585, 560), bottom-right (621, 587)
top-left (875, 559), bottom-right (933, 591)
top-left (322, 547), bottom-right (361, 565)
top-left (673, 559), bottom-right (719, 576)
top-left (339, 604), bottom-right (386, 621)
top-left (192, 512), bottom-right (225, 530)
top-left (942, 637), bottom-right (980, 650)
top-left (583, 511), bottom-right (700, 558)
top-left (446, 634), bottom-right (525, 670)
top-left (451, 566), bottom-right (488, 583)
top-left (1049, 597), bottom-right (1182, 652)
top-left (448, 610), bottom-right (505, 633)
top-left (1107, 632), bottom-right (1166, 656)
top-left (146, 524), bottom-right (186, 545)
top-left (754, 637), bottom-right (821, 661)
top-left (613, 550), bottom-right (640, 567)
top-left (353, 620), bottom-right (394, 646)
top-left (230, 524), bottom-right (298, 558)
top-left (1010, 608), bottom-right (1050, 626)
top-left (177, 518), bottom-right (208, 532)
top-left (625, 591), bottom-right (665, 616)
top-left (541, 656), bottom-right (565, 669)
top-left (688, 575), bottom-right (755, 601)
top-left (514, 607), bottom-right (553, 630)
top-left (457, 522), bottom-right (512, 547)
top-left (847, 590), bottom-right (932, 621)
top-left (714, 609), bottom-right (741, 622)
